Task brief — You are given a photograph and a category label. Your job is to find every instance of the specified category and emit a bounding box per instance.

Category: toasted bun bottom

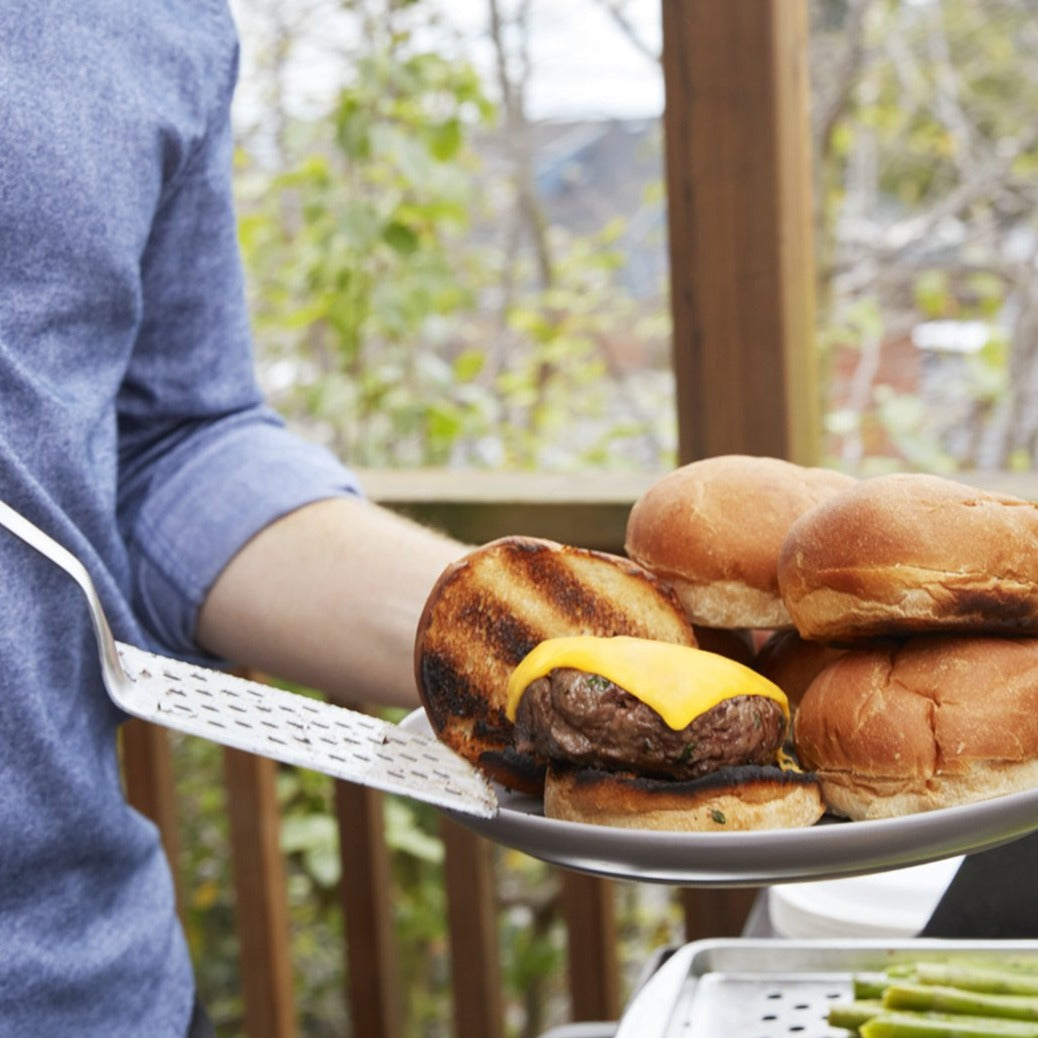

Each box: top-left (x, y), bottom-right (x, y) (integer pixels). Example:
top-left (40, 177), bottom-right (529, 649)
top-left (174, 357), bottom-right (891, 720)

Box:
top-left (814, 759), bottom-right (1038, 821)
top-left (543, 764), bottom-right (825, 832)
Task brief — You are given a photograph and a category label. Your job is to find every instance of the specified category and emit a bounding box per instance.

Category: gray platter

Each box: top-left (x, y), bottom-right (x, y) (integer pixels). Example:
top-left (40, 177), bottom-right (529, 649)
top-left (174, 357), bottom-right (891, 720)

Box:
top-left (402, 709), bottom-right (1038, 887)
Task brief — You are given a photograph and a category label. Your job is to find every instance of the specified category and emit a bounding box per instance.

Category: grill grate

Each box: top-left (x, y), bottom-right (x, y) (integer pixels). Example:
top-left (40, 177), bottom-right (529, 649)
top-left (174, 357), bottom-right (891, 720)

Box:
top-left (616, 940), bottom-right (1038, 1038)
top-left (669, 973), bottom-right (853, 1037)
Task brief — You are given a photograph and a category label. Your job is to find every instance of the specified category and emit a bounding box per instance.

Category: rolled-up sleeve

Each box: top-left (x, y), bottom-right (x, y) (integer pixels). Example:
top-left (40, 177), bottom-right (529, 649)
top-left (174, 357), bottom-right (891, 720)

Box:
top-left (124, 408), bottom-right (361, 657)
top-left (115, 18), bottom-right (361, 659)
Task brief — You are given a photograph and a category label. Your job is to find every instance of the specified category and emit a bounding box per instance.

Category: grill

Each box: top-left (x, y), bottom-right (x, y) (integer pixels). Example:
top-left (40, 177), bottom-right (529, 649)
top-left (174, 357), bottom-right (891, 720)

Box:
top-left (614, 938), bottom-right (1038, 1037)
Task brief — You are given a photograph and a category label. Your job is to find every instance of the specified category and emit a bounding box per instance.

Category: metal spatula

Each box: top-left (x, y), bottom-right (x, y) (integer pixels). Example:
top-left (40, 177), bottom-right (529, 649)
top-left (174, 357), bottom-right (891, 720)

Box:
top-left (0, 498), bottom-right (497, 818)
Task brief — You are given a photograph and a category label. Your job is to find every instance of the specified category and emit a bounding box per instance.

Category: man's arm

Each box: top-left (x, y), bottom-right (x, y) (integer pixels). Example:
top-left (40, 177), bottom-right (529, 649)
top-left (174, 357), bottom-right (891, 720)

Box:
top-left (195, 496), bottom-right (466, 708)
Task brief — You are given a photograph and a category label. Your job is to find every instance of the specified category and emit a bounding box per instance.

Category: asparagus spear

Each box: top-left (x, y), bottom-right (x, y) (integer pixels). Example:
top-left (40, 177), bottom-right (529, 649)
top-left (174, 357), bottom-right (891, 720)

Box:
top-left (885, 983), bottom-right (1038, 1021)
top-left (915, 966), bottom-right (1038, 997)
top-left (829, 999), bottom-right (884, 1030)
top-left (860, 1010), bottom-right (1038, 1037)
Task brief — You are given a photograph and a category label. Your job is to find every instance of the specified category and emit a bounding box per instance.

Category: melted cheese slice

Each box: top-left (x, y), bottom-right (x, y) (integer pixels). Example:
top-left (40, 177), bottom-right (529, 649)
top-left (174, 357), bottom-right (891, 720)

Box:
top-left (506, 635), bottom-right (788, 731)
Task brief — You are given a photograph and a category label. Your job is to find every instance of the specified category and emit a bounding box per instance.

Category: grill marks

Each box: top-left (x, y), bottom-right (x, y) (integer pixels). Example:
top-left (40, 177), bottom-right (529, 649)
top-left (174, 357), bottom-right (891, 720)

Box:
top-left (414, 536), bottom-right (696, 795)
top-left (514, 547), bottom-right (655, 636)
top-left (455, 595), bottom-right (541, 668)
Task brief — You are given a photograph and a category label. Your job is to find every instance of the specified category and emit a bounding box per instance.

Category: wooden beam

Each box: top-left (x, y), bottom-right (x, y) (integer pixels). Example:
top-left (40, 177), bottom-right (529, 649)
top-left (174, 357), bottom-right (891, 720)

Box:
top-left (562, 873), bottom-right (620, 1022)
top-left (680, 887), bottom-right (760, 943)
top-left (356, 468), bottom-right (655, 554)
top-left (440, 820), bottom-right (504, 1038)
top-left (120, 719), bottom-right (183, 913)
top-left (224, 747), bottom-right (297, 1038)
top-left (661, 0), bottom-right (819, 464)
top-left (336, 783), bottom-right (401, 1038)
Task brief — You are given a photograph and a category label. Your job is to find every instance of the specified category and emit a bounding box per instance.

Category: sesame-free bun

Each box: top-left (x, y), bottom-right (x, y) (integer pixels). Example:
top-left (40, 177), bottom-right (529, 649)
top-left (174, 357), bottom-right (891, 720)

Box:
top-left (793, 635), bottom-right (1038, 820)
top-left (778, 473), bottom-right (1038, 642)
top-left (753, 629), bottom-right (845, 712)
top-left (625, 455), bottom-right (856, 629)
top-left (414, 536), bottom-right (696, 795)
top-left (543, 763), bottom-right (824, 832)
top-left (543, 763), bottom-right (826, 834)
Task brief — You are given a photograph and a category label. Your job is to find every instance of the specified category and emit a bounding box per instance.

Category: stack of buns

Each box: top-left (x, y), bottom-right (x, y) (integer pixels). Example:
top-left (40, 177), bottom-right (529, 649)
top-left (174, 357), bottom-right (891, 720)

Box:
top-left (630, 458), bottom-right (1038, 822)
top-left (777, 472), bottom-right (1038, 820)
top-left (415, 454), bottom-right (1038, 830)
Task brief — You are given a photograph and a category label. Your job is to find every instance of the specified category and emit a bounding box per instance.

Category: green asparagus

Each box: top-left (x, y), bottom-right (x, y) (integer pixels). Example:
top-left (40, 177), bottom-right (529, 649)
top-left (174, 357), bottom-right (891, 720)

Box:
top-left (829, 1000), bottom-right (884, 1029)
top-left (914, 966), bottom-right (1038, 997)
top-left (859, 1010), bottom-right (1038, 1037)
top-left (885, 983), bottom-right (1038, 1021)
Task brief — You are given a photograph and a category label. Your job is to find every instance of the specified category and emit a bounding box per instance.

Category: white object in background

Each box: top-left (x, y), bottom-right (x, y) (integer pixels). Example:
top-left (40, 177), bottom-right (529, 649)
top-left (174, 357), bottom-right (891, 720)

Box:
top-left (767, 856), bottom-right (964, 938)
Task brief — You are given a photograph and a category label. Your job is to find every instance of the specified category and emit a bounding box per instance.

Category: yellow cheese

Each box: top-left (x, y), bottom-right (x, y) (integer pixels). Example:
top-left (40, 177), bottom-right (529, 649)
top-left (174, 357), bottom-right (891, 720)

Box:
top-left (505, 635), bottom-right (788, 731)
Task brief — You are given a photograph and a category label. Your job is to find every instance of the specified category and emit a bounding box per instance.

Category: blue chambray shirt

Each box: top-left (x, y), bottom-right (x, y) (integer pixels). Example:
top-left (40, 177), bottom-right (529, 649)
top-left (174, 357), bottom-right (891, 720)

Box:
top-left (0, 2), bottom-right (360, 1034)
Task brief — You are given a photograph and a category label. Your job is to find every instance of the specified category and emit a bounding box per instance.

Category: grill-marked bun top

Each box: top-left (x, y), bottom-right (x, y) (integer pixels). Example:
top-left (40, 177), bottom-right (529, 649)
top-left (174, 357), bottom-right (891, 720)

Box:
top-left (414, 536), bottom-right (697, 795)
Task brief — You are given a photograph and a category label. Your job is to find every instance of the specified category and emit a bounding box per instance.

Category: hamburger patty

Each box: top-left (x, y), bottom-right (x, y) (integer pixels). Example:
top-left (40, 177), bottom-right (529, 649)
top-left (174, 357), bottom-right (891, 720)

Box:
top-left (513, 668), bottom-right (787, 781)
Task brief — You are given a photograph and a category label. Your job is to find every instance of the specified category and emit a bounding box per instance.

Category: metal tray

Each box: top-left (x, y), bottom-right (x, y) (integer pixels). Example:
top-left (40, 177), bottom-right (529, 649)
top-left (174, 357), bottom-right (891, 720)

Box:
top-left (614, 938), bottom-right (1038, 1037)
top-left (401, 709), bottom-right (1038, 886)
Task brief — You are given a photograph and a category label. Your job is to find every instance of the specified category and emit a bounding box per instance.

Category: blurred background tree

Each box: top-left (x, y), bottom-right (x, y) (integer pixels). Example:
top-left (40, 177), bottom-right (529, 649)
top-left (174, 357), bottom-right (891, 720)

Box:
top-left (172, 1), bottom-right (1038, 1035)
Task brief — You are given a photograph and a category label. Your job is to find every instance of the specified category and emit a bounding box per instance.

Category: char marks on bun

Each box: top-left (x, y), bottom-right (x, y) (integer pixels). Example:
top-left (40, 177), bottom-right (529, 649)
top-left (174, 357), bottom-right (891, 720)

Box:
top-left (625, 455), bottom-right (856, 629)
top-left (793, 635), bottom-right (1038, 820)
top-left (414, 537), bottom-right (697, 796)
top-left (778, 473), bottom-right (1038, 642)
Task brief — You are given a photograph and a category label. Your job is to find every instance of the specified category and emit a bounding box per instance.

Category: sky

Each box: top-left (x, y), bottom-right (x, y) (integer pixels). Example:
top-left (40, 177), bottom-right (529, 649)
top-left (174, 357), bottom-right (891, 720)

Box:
top-left (436, 0), bottom-right (664, 121)
top-left (230, 0), bottom-right (664, 127)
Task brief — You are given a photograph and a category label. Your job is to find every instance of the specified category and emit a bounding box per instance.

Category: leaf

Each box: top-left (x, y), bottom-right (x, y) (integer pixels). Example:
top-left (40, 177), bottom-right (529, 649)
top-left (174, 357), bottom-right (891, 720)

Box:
top-left (382, 220), bottom-right (420, 255)
top-left (280, 813), bottom-right (338, 855)
top-left (452, 348), bottom-right (486, 381)
top-left (429, 118), bottom-right (462, 161)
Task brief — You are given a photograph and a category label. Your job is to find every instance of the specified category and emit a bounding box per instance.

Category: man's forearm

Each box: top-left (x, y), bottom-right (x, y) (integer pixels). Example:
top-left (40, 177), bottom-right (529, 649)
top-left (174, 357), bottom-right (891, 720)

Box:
top-left (196, 496), bottom-right (467, 708)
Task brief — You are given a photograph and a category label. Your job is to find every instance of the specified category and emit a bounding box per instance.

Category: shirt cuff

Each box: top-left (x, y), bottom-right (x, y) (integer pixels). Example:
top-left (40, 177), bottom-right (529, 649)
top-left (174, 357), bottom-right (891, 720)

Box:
top-left (129, 421), bottom-right (362, 661)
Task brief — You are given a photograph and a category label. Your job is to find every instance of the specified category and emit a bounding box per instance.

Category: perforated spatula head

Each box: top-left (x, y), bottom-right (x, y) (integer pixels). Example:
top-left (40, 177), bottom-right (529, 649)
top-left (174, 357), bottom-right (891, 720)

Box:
top-left (0, 497), bottom-right (498, 818)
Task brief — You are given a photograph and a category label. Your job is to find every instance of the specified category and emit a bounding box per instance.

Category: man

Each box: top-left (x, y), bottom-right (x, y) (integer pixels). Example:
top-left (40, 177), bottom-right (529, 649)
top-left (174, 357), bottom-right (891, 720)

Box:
top-left (0, 1), bottom-right (463, 1034)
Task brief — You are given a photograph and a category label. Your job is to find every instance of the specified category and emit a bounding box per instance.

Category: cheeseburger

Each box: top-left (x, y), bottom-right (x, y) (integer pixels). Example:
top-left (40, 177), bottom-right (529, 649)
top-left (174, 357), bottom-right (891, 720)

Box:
top-left (508, 635), bottom-right (824, 831)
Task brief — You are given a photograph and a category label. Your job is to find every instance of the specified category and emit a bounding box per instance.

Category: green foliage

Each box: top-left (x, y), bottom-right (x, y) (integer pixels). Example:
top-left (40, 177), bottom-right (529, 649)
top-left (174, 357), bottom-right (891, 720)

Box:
top-left (237, 31), bottom-right (498, 469)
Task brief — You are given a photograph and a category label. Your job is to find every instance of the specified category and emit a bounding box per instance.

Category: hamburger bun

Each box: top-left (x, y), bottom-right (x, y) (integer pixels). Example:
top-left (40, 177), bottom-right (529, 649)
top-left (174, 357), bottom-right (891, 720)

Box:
top-left (753, 629), bottom-right (846, 712)
top-left (625, 455), bottom-right (856, 629)
top-left (543, 762), bottom-right (824, 832)
top-left (778, 473), bottom-right (1038, 641)
top-left (414, 536), bottom-right (696, 795)
top-left (793, 635), bottom-right (1038, 820)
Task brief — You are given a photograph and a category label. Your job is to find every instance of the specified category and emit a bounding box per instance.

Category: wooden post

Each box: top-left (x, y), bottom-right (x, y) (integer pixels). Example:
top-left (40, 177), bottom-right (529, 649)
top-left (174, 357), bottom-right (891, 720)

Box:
top-left (440, 819), bottom-right (504, 1038)
top-left (335, 783), bottom-right (401, 1038)
top-left (224, 747), bottom-right (297, 1038)
top-left (661, 0), bottom-right (820, 465)
top-left (562, 873), bottom-right (620, 1022)
top-left (680, 886), bottom-right (760, 943)
top-left (120, 719), bottom-right (183, 913)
